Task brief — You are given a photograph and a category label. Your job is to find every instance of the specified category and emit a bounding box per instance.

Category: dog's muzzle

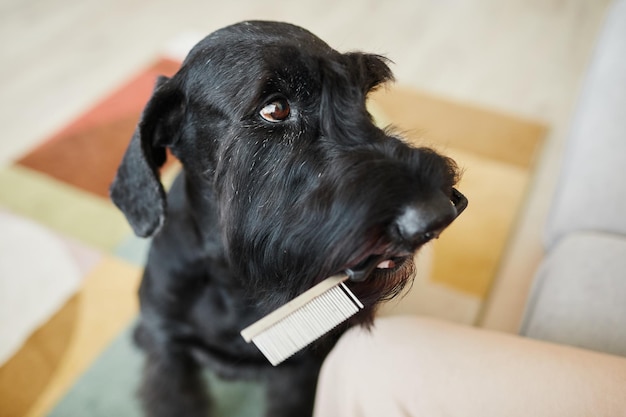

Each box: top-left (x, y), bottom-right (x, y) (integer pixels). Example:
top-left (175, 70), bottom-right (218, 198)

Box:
top-left (347, 188), bottom-right (467, 282)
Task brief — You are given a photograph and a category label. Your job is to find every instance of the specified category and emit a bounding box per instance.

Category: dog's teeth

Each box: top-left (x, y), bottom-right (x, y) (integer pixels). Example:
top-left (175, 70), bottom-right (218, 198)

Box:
top-left (376, 260), bottom-right (395, 269)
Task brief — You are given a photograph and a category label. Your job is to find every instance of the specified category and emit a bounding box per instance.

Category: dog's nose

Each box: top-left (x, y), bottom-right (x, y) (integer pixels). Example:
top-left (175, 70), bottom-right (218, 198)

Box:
top-left (394, 192), bottom-right (458, 247)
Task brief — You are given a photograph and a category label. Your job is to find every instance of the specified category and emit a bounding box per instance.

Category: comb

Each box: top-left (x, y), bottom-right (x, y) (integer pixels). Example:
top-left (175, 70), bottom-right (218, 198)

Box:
top-left (240, 273), bottom-right (363, 366)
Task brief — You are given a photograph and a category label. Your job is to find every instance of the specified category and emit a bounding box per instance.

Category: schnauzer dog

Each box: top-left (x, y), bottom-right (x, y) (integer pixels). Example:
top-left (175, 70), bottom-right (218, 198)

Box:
top-left (111, 20), bottom-right (464, 417)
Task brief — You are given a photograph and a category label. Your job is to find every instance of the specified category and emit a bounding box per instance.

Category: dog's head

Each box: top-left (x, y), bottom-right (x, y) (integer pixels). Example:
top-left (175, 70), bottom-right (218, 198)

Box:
top-left (111, 21), bottom-right (465, 321)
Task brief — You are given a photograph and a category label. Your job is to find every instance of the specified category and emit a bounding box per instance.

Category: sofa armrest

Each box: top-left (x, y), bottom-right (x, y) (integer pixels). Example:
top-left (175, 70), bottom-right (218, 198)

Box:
top-left (544, 0), bottom-right (626, 248)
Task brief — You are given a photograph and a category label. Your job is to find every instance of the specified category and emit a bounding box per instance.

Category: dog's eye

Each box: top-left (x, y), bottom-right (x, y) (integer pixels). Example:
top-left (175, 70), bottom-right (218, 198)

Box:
top-left (259, 98), bottom-right (290, 122)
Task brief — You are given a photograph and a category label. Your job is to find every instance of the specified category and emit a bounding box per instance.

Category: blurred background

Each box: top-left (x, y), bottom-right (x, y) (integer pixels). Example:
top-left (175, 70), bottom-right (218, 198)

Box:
top-left (0, 0), bottom-right (616, 416)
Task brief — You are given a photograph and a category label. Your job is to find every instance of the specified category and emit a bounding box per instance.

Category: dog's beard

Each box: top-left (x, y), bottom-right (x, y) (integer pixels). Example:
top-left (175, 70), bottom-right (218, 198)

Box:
top-left (224, 225), bottom-right (417, 323)
top-left (347, 255), bottom-right (416, 325)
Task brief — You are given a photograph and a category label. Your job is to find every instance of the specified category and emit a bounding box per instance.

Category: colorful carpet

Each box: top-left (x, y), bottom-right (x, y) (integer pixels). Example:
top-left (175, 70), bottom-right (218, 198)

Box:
top-left (0, 53), bottom-right (545, 417)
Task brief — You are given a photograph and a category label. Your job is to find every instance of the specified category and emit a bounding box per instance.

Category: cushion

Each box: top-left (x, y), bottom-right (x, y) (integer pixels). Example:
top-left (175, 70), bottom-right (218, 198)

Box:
top-left (520, 232), bottom-right (626, 357)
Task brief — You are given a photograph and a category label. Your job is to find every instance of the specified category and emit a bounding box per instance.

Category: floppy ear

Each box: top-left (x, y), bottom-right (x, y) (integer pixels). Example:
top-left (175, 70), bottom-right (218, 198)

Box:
top-left (110, 75), bottom-right (184, 237)
top-left (346, 52), bottom-right (394, 92)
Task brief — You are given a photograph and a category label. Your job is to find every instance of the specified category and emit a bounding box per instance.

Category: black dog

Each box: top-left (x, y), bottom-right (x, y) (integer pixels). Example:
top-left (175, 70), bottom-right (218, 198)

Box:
top-left (111, 20), bottom-right (464, 417)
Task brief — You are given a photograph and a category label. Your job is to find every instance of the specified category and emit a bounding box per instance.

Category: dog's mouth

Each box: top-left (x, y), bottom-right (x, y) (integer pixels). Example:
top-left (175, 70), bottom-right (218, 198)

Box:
top-left (375, 258), bottom-right (402, 270)
top-left (345, 249), bottom-right (412, 282)
top-left (345, 188), bottom-right (468, 283)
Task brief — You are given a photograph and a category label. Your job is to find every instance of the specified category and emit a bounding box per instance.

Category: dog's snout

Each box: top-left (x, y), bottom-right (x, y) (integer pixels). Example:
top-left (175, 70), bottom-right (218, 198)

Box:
top-left (394, 193), bottom-right (457, 247)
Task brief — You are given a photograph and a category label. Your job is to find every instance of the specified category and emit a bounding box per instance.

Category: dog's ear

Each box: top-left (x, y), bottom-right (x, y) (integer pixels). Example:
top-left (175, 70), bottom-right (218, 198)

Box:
top-left (346, 53), bottom-right (394, 92)
top-left (110, 75), bottom-right (184, 238)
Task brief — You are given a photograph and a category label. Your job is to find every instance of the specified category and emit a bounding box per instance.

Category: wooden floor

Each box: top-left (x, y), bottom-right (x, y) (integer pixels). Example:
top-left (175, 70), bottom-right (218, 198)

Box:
top-left (0, 0), bottom-right (613, 415)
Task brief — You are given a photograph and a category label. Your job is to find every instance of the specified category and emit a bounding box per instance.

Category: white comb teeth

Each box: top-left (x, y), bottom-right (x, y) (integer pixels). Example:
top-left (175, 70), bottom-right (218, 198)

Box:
top-left (240, 274), bottom-right (363, 366)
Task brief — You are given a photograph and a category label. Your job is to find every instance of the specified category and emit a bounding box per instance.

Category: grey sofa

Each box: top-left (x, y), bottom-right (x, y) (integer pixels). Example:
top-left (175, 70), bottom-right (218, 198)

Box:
top-left (519, 0), bottom-right (626, 357)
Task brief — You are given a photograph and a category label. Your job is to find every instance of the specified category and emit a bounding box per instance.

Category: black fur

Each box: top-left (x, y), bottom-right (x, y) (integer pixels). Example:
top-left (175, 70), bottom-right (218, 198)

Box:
top-left (111, 21), bottom-right (462, 417)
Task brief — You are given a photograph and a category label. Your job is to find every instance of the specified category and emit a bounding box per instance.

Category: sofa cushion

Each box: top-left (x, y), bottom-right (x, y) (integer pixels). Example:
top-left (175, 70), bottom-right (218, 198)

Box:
top-left (520, 232), bottom-right (626, 357)
top-left (545, 0), bottom-right (626, 248)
